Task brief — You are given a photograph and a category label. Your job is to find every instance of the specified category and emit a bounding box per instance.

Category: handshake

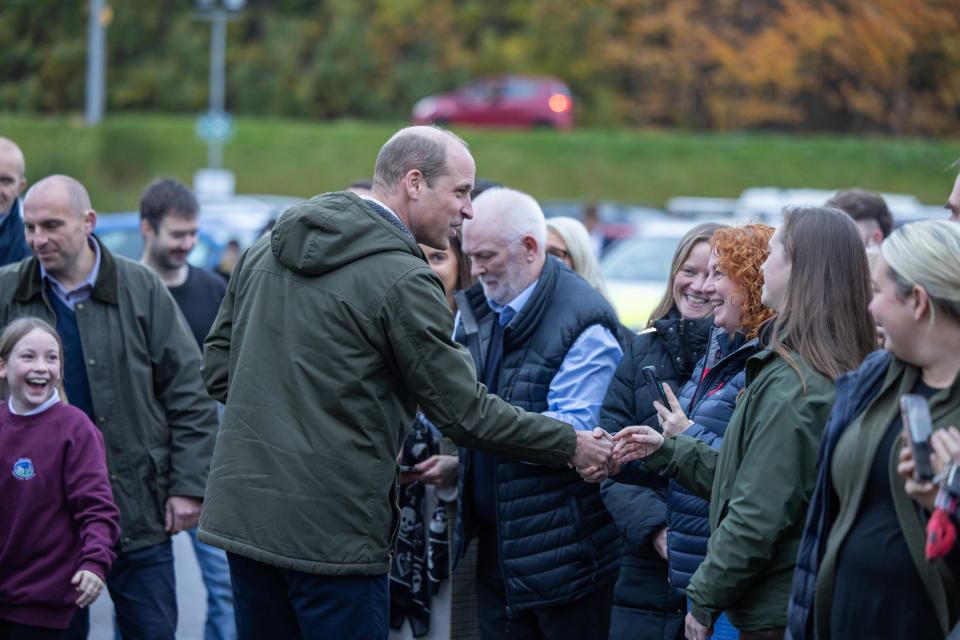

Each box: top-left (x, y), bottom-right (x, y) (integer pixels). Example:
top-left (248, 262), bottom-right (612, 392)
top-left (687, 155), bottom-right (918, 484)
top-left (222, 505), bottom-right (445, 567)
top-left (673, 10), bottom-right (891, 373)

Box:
top-left (568, 426), bottom-right (666, 483)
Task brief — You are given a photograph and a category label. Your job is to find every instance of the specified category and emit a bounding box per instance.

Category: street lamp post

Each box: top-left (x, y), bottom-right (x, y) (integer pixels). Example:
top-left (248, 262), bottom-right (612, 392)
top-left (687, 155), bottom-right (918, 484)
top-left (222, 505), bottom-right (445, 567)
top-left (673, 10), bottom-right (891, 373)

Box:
top-left (84, 0), bottom-right (112, 125)
top-left (194, 0), bottom-right (244, 170)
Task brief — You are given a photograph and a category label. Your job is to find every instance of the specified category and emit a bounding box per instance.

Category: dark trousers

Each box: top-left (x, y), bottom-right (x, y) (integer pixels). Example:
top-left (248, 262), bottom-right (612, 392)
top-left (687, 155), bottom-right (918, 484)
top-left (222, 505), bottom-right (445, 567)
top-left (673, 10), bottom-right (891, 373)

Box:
top-left (0, 621), bottom-right (64, 640)
top-left (227, 552), bottom-right (389, 640)
top-left (64, 540), bottom-right (177, 640)
top-left (739, 628), bottom-right (785, 640)
top-left (475, 527), bottom-right (613, 640)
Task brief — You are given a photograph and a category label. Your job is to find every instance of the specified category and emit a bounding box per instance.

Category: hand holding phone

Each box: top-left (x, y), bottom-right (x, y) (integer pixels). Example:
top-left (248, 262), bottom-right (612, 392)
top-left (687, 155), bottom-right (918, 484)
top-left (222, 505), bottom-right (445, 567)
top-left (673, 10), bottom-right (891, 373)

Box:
top-left (900, 394), bottom-right (935, 482)
top-left (642, 365), bottom-right (669, 408)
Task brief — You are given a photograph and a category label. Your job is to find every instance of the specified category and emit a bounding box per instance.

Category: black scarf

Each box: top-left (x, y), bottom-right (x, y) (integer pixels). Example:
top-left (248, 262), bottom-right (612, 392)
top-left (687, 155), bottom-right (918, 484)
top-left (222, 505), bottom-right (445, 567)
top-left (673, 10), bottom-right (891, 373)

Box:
top-left (389, 414), bottom-right (451, 636)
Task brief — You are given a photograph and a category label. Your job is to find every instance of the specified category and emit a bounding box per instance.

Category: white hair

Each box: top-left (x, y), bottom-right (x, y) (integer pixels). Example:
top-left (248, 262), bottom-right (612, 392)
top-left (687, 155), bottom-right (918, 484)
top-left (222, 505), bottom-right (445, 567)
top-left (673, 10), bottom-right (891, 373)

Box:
top-left (546, 216), bottom-right (606, 294)
top-left (881, 219), bottom-right (960, 327)
top-left (464, 187), bottom-right (546, 251)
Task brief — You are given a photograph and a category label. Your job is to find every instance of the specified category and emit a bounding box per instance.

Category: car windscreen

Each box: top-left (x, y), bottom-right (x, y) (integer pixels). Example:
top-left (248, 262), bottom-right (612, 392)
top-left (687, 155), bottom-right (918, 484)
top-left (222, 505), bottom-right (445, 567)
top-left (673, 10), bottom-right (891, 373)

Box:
top-left (600, 236), bottom-right (683, 282)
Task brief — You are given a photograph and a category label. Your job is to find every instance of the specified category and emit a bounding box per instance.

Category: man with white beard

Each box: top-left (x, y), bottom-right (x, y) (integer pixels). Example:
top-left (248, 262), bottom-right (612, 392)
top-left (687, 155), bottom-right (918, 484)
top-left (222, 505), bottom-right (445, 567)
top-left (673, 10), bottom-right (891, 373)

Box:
top-left (454, 187), bottom-right (623, 639)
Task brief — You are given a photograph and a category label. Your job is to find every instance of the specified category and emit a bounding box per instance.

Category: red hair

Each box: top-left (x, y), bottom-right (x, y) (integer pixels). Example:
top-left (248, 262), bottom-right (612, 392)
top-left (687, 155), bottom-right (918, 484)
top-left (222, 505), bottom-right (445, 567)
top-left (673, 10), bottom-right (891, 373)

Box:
top-left (711, 224), bottom-right (776, 339)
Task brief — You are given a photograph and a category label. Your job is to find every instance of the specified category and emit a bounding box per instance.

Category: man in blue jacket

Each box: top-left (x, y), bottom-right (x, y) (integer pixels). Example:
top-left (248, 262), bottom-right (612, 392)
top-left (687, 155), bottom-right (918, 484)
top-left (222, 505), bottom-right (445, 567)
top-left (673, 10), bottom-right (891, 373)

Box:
top-left (455, 187), bottom-right (623, 639)
top-left (0, 137), bottom-right (32, 266)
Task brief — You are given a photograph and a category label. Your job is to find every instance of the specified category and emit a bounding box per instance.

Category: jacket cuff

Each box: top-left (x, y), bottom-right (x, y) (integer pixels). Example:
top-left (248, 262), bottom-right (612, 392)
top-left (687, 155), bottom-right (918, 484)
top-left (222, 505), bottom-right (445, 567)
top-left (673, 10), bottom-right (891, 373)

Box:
top-left (642, 435), bottom-right (676, 472)
top-left (166, 483), bottom-right (206, 501)
top-left (689, 600), bottom-right (718, 628)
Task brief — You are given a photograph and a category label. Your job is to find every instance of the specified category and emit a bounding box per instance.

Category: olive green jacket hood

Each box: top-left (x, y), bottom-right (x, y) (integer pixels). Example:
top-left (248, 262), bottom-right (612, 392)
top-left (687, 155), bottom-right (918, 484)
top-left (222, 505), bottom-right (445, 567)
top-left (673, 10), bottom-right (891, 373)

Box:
top-left (271, 191), bottom-right (421, 277)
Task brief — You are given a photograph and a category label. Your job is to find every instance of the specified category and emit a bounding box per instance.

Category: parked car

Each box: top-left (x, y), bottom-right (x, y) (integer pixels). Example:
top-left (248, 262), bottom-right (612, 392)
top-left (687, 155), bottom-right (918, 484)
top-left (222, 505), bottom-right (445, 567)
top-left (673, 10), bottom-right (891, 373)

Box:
top-left (411, 75), bottom-right (574, 129)
top-left (733, 186), bottom-right (940, 226)
top-left (95, 193), bottom-right (303, 270)
top-left (541, 199), bottom-right (668, 254)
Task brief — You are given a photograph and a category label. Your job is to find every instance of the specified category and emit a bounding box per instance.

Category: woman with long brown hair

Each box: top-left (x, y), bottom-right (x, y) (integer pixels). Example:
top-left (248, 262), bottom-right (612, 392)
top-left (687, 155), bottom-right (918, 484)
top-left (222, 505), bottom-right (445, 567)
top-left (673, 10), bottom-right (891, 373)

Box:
top-left (610, 206), bottom-right (876, 640)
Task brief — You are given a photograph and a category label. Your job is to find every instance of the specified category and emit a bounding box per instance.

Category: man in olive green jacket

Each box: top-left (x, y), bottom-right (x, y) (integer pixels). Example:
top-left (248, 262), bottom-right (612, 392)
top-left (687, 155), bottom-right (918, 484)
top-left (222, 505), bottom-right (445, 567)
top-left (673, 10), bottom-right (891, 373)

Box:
top-left (0, 175), bottom-right (219, 638)
top-left (198, 126), bottom-right (612, 639)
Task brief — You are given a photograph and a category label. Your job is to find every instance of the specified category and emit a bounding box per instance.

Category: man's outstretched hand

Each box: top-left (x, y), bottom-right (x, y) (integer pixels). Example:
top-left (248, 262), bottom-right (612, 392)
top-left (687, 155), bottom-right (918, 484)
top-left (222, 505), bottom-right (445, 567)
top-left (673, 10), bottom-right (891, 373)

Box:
top-left (570, 428), bottom-right (615, 482)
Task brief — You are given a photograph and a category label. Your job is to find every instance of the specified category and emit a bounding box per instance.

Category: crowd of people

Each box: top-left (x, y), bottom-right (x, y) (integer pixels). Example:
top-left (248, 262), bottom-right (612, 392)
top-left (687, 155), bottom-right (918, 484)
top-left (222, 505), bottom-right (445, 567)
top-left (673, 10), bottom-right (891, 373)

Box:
top-left (0, 128), bottom-right (959, 640)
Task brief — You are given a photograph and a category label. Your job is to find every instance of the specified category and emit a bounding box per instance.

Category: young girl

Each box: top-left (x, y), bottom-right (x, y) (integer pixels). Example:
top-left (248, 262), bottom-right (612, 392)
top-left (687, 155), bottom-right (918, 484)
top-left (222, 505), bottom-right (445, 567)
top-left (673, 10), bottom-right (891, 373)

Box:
top-left (0, 317), bottom-right (120, 638)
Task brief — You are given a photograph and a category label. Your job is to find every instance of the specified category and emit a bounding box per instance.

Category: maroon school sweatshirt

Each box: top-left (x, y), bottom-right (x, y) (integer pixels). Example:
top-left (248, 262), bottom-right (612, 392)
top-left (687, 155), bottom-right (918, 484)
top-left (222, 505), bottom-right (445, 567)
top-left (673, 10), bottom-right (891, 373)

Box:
top-left (0, 401), bottom-right (121, 629)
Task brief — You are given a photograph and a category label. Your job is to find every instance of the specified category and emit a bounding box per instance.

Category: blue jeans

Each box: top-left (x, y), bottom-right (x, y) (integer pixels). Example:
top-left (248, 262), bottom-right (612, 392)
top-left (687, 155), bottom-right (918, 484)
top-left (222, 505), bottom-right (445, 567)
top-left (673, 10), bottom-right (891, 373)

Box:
top-left (226, 552), bottom-right (388, 640)
top-left (66, 540), bottom-right (177, 640)
top-left (187, 528), bottom-right (237, 640)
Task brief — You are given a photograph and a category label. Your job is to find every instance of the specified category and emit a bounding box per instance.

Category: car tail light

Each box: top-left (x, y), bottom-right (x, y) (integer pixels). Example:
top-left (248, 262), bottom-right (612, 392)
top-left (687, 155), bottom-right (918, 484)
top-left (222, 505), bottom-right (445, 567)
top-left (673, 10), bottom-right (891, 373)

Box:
top-left (548, 94), bottom-right (571, 113)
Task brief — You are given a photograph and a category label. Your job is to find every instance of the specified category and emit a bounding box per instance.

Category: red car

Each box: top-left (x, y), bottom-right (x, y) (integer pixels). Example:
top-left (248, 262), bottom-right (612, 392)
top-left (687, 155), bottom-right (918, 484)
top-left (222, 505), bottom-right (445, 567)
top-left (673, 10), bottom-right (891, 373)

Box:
top-left (411, 75), bottom-right (574, 129)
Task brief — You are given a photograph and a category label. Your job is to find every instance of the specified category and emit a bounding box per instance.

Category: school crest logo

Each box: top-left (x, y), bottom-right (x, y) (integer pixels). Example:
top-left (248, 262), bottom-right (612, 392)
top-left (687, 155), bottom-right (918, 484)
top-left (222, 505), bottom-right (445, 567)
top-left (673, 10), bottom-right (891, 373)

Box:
top-left (12, 458), bottom-right (35, 480)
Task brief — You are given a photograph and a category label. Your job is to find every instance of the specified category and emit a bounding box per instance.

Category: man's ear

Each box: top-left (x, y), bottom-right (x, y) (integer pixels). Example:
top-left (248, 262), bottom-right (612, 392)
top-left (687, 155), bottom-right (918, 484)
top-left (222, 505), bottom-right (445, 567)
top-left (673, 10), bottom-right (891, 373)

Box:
top-left (80, 209), bottom-right (96, 235)
top-left (403, 169), bottom-right (425, 200)
top-left (16, 177), bottom-right (26, 198)
top-left (521, 234), bottom-right (539, 261)
top-left (139, 217), bottom-right (154, 240)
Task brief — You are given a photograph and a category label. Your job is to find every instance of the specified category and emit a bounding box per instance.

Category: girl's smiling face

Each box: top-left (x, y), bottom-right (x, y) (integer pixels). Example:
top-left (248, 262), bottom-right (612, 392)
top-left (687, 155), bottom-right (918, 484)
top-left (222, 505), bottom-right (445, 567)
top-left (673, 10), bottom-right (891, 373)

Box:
top-left (0, 328), bottom-right (62, 413)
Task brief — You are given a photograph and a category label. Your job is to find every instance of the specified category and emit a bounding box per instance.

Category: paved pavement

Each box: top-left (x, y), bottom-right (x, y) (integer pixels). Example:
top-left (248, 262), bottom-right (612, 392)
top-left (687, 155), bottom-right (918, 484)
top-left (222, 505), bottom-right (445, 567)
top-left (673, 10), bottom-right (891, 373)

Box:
top-left (89, 532), bottom-right (207, 640)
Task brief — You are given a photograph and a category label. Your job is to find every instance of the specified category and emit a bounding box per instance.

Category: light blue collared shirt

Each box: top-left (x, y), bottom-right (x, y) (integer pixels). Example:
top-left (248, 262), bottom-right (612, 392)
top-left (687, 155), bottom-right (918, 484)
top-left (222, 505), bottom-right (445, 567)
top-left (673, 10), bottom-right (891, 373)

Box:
top-left (40, 238), bottom-right (102, 310)
top-left (10, 387), bottom-right (62, 416)
top-left (480, 278), bottom-right (623, 432)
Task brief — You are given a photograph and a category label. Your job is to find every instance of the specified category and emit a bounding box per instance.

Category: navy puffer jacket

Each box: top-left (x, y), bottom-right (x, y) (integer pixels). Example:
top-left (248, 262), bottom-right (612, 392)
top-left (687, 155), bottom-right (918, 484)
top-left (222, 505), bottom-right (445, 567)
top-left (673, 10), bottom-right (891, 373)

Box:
top-left (453, 256), bottom-right (623, 613)
top-left (666, 328), bottom-right (759, 591)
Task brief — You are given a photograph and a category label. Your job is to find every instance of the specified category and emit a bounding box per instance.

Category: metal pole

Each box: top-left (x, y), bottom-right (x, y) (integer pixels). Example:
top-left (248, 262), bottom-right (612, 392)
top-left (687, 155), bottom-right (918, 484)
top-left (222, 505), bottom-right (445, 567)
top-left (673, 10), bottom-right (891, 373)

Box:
top-left (85, 0), bottom-right (106, 125)
top-left (208, 9), bottom-right (227, 168)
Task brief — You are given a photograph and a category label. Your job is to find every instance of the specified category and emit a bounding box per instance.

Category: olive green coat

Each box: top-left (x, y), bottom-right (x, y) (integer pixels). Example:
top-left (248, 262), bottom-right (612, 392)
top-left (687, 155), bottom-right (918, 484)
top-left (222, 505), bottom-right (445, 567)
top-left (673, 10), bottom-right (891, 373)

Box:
top-left (198, 192), bottom-right (577, 576)
top-left (814, 356), bottom-right (960, 639)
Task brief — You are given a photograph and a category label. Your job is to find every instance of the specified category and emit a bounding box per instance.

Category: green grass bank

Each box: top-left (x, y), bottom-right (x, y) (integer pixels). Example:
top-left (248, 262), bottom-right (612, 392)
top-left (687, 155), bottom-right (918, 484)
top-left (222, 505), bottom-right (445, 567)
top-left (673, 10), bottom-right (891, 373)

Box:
top-left (2, 112), bottom-right (958, 212)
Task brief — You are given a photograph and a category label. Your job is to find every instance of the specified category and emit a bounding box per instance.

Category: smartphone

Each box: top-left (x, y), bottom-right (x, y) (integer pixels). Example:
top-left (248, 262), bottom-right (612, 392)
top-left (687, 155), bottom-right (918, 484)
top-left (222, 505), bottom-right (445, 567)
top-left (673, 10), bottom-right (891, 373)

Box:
top-left (642, 365), bottom-right (669, 407)
top-left (900, 394), bottom-right (935, 482)
top-left (398, 465), bottom-right (417, 472)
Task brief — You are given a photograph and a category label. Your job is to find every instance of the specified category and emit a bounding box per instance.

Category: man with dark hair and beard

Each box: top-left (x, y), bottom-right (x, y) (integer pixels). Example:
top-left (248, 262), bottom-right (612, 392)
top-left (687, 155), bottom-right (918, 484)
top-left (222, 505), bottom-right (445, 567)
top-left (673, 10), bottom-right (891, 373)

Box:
top-left (139, 178), bottom-right (229, 346)
top-left (139, 178), bottom-right (236, 640)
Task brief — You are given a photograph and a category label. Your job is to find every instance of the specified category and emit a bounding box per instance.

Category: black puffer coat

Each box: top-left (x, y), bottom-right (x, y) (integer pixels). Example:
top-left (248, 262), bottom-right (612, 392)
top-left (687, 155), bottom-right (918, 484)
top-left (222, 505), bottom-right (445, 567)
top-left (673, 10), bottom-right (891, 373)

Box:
top-left (600, 312), bottom-right (713, 640)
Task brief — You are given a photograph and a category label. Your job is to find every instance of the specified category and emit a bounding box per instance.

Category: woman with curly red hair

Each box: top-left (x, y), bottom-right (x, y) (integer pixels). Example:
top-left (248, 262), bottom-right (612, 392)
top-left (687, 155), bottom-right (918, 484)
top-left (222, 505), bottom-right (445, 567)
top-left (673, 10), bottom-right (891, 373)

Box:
top-left (633, 223), bottom-right (775, 640)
